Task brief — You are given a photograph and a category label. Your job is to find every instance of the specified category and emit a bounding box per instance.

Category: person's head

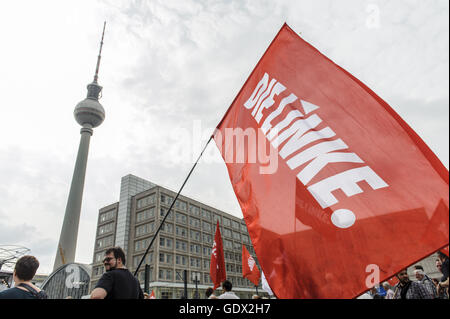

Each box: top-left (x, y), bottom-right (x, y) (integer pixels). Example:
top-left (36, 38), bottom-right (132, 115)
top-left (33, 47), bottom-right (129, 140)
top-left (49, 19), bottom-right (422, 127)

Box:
top-left (382, 282), bottom-right (390, 291)
top-left (432, 278), bottom-right (440, 285)
top-left (222, 280), bottom-right (232, 292)
top-left (414, 265), bottom-right (425, 280)
top-left (396, 269), bottom-right (410, 284)
top-left (252, 294), bottom-right (261, 299)
top-left (13, 255), bottom-right (39, 283)
top-left (437, 251), bottom-right (448, 263)
top-left (103, 247), bottom-right (126, 271)
top-left (369, 286), bottom-right (378, 295)
top-left (436, 259), bottom-right (443, 272)
top-left (205, 287), bottom-right (214, 298)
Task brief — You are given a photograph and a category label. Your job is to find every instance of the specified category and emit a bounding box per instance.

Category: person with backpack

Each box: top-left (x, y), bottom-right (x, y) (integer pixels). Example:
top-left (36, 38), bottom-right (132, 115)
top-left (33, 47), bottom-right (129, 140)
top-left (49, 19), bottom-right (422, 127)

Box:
top-left (0, 255), bottom-right (47, 299)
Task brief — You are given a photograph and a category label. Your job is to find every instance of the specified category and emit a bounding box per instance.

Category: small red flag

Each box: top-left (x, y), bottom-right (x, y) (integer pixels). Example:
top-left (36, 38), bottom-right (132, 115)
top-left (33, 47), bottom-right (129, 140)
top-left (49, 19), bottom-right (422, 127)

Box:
top-left (210, 221), bottom-right (226, 290)
top-left (242, 245), bottom-right (260, 286)
top-left (149, 290), bottom-right (156, 299)
top-left (214, 23), bottom-right (449, 298)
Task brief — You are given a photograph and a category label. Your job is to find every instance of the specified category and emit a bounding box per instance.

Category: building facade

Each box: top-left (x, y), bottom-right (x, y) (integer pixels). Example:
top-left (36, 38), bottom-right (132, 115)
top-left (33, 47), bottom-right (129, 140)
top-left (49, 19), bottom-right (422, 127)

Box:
top-left (90, 174), bottom-right (264, 299)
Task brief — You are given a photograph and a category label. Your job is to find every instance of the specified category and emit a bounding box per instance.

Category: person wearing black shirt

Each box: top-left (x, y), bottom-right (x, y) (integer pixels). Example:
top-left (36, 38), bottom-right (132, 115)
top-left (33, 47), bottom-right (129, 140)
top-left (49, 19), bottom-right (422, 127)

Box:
top-left (0, 255), bottom-right (47, 299)
top-left (91, 247), bottom-right (144, 299)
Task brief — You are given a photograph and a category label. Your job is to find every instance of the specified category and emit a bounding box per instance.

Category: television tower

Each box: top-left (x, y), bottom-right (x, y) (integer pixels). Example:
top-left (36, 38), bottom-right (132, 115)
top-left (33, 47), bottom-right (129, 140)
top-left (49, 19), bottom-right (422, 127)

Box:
top-left (53, 22), bottom-right (106, 271)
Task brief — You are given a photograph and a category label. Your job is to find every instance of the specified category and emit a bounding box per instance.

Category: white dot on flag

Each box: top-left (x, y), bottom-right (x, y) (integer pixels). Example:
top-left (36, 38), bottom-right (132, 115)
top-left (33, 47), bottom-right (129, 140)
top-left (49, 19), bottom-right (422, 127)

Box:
top-left (331, 209), bottom-right (356, 229)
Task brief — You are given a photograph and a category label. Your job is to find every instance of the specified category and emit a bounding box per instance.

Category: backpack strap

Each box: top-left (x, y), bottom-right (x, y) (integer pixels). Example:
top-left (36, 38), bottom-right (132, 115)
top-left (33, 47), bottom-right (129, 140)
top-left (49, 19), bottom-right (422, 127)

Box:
top-left (17, 283), bottom-right (47, 299)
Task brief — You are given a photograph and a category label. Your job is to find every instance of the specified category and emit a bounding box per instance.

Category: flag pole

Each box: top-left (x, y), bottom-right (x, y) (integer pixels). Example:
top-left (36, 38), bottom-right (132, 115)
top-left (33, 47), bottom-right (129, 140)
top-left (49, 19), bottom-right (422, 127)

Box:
top-left (134, 135), bottom-right (214, 276)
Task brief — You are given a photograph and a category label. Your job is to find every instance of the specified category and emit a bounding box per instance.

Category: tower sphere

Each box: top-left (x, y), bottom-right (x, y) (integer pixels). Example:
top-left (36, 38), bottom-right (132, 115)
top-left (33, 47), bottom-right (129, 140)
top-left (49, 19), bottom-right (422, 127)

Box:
top-left (74, 82), bottom-right (105, 128)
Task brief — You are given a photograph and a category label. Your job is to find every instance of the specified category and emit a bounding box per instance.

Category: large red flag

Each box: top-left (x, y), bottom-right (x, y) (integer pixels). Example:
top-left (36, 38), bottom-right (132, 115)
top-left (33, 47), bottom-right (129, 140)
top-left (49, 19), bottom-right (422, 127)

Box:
top-left (214, 23), bottom-right (449, 298)
top-left (210, 221), bottom-right (226, 290)
top-left (242, 245), bottom-right (261, 286)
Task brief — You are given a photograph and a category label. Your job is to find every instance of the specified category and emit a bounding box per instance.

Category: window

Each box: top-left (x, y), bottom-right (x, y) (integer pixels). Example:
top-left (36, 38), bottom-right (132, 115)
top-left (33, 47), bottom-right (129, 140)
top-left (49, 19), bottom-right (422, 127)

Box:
top-left (213, 214), bottom-right (221, 224)
top-left (189, 217), bottom-right (200, 228)
top-left (240, 223), bottom-right (247, 232)
top-left (175, 226), bottom-right (187, 238)
top-left (189, 205), bottom-right (200, 216)
top-left (135, 222), bottom-right (154, 237)
top-left (159, 237), bottom-right (173, 249)
top-left (190, 230), bottom-right (201, 241)
top-left (176, 212), bottom-right (187, 225)
top-left (242, 235), bottom-right (249, 243)
top-left (233, 242), bottom-right (240, 250)
top-left (223, 217), bottom-right (231, 227)
top-left (95, 252), bottom-right (104, 263)
top-left (100, 210), bottom-right (115, 223)
top-left (201, 209), bottom-right (211, 220)
top-left (223, 228), bottom-right (232, 238)
top-left (175, 200), bottom-right (187, 211)
top-left (160, 194), bottom-right (173, 206)
top-left (134, 237), bottom-right (152, 252)
top-left (175, 255), bottom-right (187, 266)
top-left (136, 207), bottom-right (155, 223)
top-left (203, 246), bottom-right (211, 256)
top-left (159, 253), bottom-right (173, 264)
top-left (223, 239), bottom-right (233, 250)
top-left (202, 233), bottom-right (212, 244)
top-left (96, 235), bottom-right (113, 249)
top-left (136, 194), bottom-right (156, 209)
top-left (190, 257), bottom-right (201, 268)
top-left (203, 259), bottom-right (210, 270)
top-left (176, 240), bottom-right (188, 252)
top-left (133, 253), bottom-right (153, 267)
top-left (159, 268), bottom-right (173, 281)
top-left (160, 222), bottom-right (174, 234)
top-left (98, 222), bottom-right (114, 235)
top-left (160, 208), bottom-right (173, 220)
top-left (232, 220), bottom-right (240, 230)
top-left (232, 231), bottom-right (240, 241)
top-left (190, 244), bottom-right (201, 254)
top-left (202, 221), bottom-right (212, 232)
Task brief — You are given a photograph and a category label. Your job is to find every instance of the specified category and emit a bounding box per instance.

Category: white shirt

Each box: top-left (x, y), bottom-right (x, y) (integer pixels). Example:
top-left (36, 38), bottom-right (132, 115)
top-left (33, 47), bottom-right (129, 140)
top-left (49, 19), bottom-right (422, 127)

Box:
top-left (218, 291), bottom-right (240, 299)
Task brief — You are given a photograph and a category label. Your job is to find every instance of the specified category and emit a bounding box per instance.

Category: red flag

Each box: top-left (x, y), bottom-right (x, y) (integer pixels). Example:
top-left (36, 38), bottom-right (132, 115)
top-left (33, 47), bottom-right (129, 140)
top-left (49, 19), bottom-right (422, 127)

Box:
top-left (210, 221), bottom-right (226, 290)
top-left (242, 245), bottom-right (261, 286)
top-left (149, 290), bottom-right (156, 299)
top-left (214, 23), bottom-right (449, 298)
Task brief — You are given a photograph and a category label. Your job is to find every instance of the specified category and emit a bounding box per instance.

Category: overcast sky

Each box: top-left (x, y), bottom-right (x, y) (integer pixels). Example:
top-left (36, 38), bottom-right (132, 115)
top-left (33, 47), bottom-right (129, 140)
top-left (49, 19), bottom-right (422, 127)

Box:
top-left (0, 0), bottom-right (448, 275)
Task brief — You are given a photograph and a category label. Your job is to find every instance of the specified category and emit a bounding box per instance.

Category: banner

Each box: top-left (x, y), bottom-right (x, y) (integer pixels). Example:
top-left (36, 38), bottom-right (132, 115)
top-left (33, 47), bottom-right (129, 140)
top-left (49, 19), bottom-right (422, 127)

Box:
top-left (210, 221), bottom-right (226, 290)
top-left (242, 245), bottom-right (261, 286)
top-left (214, 23), bottom-right (449, 298)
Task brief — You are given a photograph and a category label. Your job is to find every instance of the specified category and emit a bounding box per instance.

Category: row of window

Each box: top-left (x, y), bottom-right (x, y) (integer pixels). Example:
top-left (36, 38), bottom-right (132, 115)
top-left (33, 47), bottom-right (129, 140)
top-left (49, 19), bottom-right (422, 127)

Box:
top-left (96, 235), bottom-right (114, 250)
top-left (135, 217), bottom-right (248, 243)
top-left (136, 193), bottom-right (247, 232)
top-left (98, 222), bottom-right (115, 235)
top-left (99, 209), bottom-right (115, 223)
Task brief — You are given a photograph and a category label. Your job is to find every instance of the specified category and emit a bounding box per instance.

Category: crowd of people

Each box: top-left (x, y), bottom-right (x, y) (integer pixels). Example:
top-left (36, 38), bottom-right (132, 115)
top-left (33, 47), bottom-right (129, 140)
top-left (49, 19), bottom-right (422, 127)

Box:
top-left (358, 251), bottom-right (449, 299)
top-left (0, 247), bottom-right (448, 300)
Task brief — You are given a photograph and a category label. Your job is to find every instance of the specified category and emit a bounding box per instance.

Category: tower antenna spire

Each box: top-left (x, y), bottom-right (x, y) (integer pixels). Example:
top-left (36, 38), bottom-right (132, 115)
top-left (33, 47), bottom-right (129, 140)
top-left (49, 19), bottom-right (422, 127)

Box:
top-left (93, 21), bottom-right (106, 84)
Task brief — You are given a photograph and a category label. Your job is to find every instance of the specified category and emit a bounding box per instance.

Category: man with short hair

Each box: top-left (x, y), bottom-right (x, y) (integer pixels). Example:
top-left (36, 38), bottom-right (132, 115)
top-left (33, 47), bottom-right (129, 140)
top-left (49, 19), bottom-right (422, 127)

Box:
top-left (392, 269), bottom-right (432, 299)
top-left (90, 247), bottom-right (144, 299)
top-left (218, 280), bottom-right (240, 299)
top-left (0, 255), bottom-right (47, 299)
top-left (413, 265), bottom-right (437, 298)
top-left (382, 282), bottom-right (395, 299)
